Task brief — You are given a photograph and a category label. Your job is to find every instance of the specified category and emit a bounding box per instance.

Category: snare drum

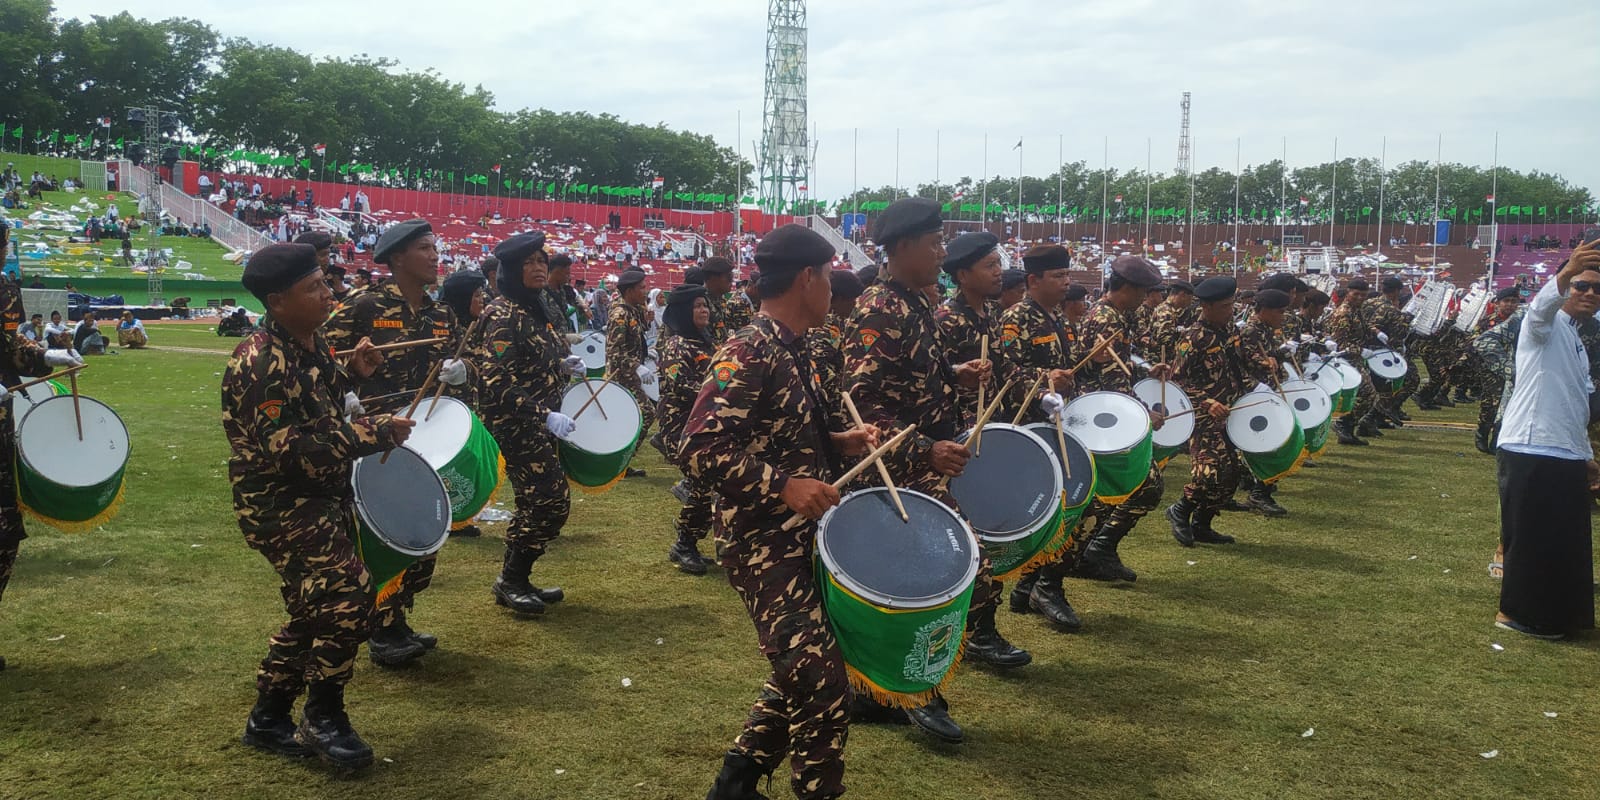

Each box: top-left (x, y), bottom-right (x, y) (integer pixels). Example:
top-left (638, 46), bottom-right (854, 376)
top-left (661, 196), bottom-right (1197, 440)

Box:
top-left (572, 331), bottom-right (607, 379)
top-left (1225, 391), bottom-right (1305, 485)
top-left (1280, 378), bottom-right (1334, 457)
top-left (816, 487), bottom-right (979, 708)
top-left (951, 423), bottom-right (1068, 580)
top-left (351, 445), bottom-right (451, 603)
top-left (1061, 391), bottom-right (1154, 505)
top-left (409, 397), bottom-right (504, 526)
top-left (1132, 378), bottom-right (1194, 467)
top-left (1366, 348), bottom-right (1408, 390)
top-left (16, 395), bottom-right (129, 531)
top-left (557, 379), bottom-right (642, 493)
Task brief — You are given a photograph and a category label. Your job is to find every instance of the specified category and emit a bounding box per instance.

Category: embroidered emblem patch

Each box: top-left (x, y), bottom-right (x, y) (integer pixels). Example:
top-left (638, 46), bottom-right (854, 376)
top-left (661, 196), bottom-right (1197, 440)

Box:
top-left (858, 328), bottom-right (880, 348)
top-left (713, 360), bottom-right (738, 390)
top-left (258, 400), bottom-right (284, 424)
top-left (1000, 324), bottom-right (1020, 345)
top-left (665, 363), bottom-right (682, 380)
top-left (492, 340), bottom-right (510, 358)
top-left (1031, 334), bottom-right (1059, 346)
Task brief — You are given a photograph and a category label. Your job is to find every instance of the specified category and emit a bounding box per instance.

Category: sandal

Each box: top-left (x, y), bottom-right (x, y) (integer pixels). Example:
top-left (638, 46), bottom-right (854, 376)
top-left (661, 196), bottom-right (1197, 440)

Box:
top-left (1487, 561), bottom-right (1504, 579)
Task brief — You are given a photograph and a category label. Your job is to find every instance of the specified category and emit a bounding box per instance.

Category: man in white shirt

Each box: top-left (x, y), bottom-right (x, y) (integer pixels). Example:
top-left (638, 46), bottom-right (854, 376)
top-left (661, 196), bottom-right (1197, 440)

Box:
top-left (1495, 239), bottom-right (1600, 640)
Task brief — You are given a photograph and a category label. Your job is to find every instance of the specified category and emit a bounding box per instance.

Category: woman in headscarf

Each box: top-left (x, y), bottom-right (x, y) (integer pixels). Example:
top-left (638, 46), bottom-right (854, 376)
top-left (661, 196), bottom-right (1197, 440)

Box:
top-left (654, 284), bottom-right (718, 575)
top-left (645, 287), bottom-right (667, 351)
top-left (436, 268), bottom-right (490, 537)
top-left (470, 233), bottom-right (587, 616)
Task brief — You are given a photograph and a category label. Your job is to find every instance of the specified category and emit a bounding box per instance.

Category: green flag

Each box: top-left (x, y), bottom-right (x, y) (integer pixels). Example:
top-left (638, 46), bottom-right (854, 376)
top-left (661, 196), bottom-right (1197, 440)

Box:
top-left (9, 126), bottom-right (19, 140)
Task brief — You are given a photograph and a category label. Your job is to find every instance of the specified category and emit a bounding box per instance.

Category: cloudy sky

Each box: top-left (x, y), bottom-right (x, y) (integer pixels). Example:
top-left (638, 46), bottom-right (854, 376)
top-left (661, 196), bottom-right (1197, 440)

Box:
top-left (54, 0), bottom-right (1600, 198)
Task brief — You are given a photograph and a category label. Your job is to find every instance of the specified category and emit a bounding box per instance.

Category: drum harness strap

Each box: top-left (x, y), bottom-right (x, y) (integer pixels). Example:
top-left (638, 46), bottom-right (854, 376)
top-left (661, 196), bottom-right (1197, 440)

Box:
top-left (778, 332), bottom-right (842, 478)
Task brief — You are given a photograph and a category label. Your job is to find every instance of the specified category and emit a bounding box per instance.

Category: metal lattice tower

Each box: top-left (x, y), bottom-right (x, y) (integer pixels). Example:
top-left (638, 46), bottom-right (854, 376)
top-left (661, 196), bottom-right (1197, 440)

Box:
top-left (759, 0), bottom-right (809, 214)
top-left (1176, 92), bottom-right (1192, 176)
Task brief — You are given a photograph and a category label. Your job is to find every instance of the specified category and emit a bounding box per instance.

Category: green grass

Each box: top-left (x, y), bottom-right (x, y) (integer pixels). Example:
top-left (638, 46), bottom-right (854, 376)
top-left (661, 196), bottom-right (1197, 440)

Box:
top-left (1, 350), bottom-right (1595, 799)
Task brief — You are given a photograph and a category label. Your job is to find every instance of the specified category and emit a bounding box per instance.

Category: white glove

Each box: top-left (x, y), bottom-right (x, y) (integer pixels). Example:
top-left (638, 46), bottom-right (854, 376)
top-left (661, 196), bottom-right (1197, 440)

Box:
top-left (438, 358), bottom-right (468, 386)
top-left (1039, 392), bottom-right (1064, 421)
top-left (343, 391), bottom-right (365, 418)
top-left (562, 355), bottom-right (587, 378)
top-left (1299, 333), bottom-right (1315, 343)
top-left (636, 363), bottom-right (657, 384)
top-left (1377, 331), bottom-right (1390, 345)
top-left (0, 385), bottom-right (9, 403)
top-left (1360, 348), bottom-right (1376, 359)
top-left (1279, 340), bottom-right (1299, 355)
top-left (1323, 339), bottom-right (1338, 352)
top-left (1252, 382), bottom-right (1274, 395)
top-left (545, 411), bottom-right (577, 440)
top-left (45, 348), bottom-right (83, 367)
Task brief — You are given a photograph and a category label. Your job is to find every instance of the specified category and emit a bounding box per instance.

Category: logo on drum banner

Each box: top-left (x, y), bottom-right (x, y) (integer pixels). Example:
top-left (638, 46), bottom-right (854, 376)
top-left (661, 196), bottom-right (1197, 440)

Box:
top-left (903, 610), bottom-right (963, 684)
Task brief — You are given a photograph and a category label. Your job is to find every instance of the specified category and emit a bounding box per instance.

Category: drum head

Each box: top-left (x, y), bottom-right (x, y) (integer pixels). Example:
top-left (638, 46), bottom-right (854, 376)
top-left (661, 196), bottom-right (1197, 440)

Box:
top-left (10, 379), bottom-right (57, 430)
top-left (950, 425), bottom-right (1063, 540)
top-left (351, 446), bottom-right (449, 556)
top-left (1367, 348), bottom-right (1407, 381)
top-left (1331, 358), bottom-right (1363, 391)
top-left (558, 380), bottom-right (642, 454)
top-left (18, 396), bottom-right (129, 488)
top-left (1307, 358), bottom-right (1344, 399)
top-left (1062, 391), bottom-right (1151, 454)
top-left (817, 488), bottom-right (979, 609)
top-left (1280, 379), bottom-right (1333, 430)
top-left (1132, 378), bottom-right (1194, 449)
top-left (1022, 423), bottom-right (1096, 508)
top-left (1225, 391), bottom-right (1296, 454)
top-left (409, 396), bottom-right (473, 469)
top-left (573, 332), bottom-right (606, 371)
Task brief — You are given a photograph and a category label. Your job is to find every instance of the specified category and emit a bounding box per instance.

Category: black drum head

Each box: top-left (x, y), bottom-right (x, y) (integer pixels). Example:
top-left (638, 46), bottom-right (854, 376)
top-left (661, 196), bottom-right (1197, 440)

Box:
top-left (818, 489), bottom-right (975, 605)
top-left (352, 447), bottom-right (449, 553)
top-left (950, 427), bottom-right (1059, 537)
top-left (1023, 423), bottom-right (1095, 508)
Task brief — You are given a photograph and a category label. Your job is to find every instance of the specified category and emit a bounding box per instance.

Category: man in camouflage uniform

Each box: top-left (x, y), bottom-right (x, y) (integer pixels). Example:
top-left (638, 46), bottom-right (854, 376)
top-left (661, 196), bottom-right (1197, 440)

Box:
top-left (1366, 277), bottom-right (1419, 423)
top-left (1147, 279), bottom-right (1197, 361)
top-left (724, 275), bottom-right (758, 334)
top-left (1235, 289), bottom-right (1296, 516)
top-left (999, 268), bottom-right (1028, 311)
top-left (473, 233), bottom-right (583, 617)
top-left (545, 254), bottom-right (585, 333)
top-left (934, 231), bottom-right (1014, 416)
top-left (1328, 279), bottom-right (1383, 445)
top-left (224, 243), bottom-right (413, 769)
top-left (842, 198), bottom-right (1011, 744)
top-left (0, 222), bottom-right (81, 673)
top-left (655, 284), bottom-right (718, 575)
top-left (997, 245), bottom-right (1083, 630)
top-left (606, 269), bottom-right (655, 478)
top-left (1463, 287), bottom-right (1525, 452)
top-left (809, 269), bottom-right (865, 398)
top-left (1134, 284), bottom-right (1162, 352)
top-left (1166, 277), bottom-right (1276, 547)
top-left (701, 256), bottom-right (739, 340)
top-left (686, 224), bottom-right (879, 800)
top-left (323, 219), bottom-right (467, 666)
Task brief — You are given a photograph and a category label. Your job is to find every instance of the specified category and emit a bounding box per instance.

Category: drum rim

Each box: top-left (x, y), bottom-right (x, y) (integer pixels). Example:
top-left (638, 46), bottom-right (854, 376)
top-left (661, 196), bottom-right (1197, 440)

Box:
top-left (1226, 391), bottom-right (1296, 453)
top-left (18, 395), bottom-right (131, 487)
top-left (574, 332), bottom-right (607, 369)
top-left (558, 379), bottom-right (643, 455)
top-left (1020, 422), bottom-right (1098, 509)
top-left (949, 423), bottom-right (1064, 541)
top-left (1279, 379), bottom-right (1334, 429)
top-left (1132, 379), bottom-right (1195, 449)
top-left (407, 395), bottom-right (475, 468)
top-left (1366, 348), bottom-right (1408, 380)
top-left (350, 445), bottom-right (450, 557)
top-left (816, 487), bottom-right (980, 610)
top-left (1062, 390), bottom-right (1152, 455)
top-left (1328, 358), bottom-right (1364, 390)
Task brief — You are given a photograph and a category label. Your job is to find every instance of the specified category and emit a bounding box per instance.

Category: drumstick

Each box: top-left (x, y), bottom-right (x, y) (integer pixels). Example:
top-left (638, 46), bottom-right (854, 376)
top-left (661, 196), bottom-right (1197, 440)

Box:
top-left (1164, 398), bottom-right (1276, 420)
top-left (780, 424), bottom-right (918, 532)
top-left (571, 378), bottom-right (613, 421)
top-left (1105, 341), bottom-right (1133, 377)
top-left (1066, 331), bottom-right (1122, 375)
top-left (1009, 369), bottom-right (1050, 426)
top-left (5, 364), bottom-right (87, 394)
top-left (974, 334), bottom-right (989, 454)
top-left (426, 315), bottom-right (489, 420)
top-left (1053, 414), bottom-right (1072, 481)
top-left (334, 337), bottom-right (446, 358)
top-left (967, 376), bottom-right (1017, 452)
top-left (843, 392), bottom-right (908, 523)
top-left (69, 370), bottom-right (82, 441)
top-left (380, 359), bottom-right (444, 464)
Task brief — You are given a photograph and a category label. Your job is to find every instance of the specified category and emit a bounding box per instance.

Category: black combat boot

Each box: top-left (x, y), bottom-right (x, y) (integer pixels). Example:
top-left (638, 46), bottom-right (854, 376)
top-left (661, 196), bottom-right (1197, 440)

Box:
top-left (1452, 388), bottom-right (1472, 404)
top-left (1191, 507), bottom-right (1236, 545)
top-left (1027, 563), bottom-right (1083, 631)
top-left (449, 524), bottom-right (482, 538)
top-left (1391, 404), bottom-right (1412, 422)
top-left (1167, 496), bottom-right (1197, 547)
top-left (391, 614), bottom-right (437, 650)
top-left (668, 528), bottom-right (710, 576)
top-left (492, 549), bottom-right (547, 615)
top-left (1414, 389), bottom-right (1441, 411)
top-left (1078, 521), bottom-right (1137, 581)
top-left (241, 688), bottom-right (309, 757)
top-left (649, 432), bottom-right (671, 461)
top-left (1357, 416), bottom-right (1385, 438)
top-left (368, 619), bottom-right (426, 667)
top-left (669, 479), bottom-right (692, 504)
top-left (1246, 484), bottom-right (1288, 517)
top-left (1335, 418), bottom-right (1368, 446)
top-left (1434, 389), bottom-right (1456, 408)
top-left (625, 466), bottom-right (648, 478)
top-left (964, 604), bottom-right (1032, 669)
top-left (906, 694), bottom-right (964, 744)
top-left (705, 751), bottom-right (772, 800)
top-left (296, 682), bottom-right (374, 770)
top-left (1475, 422), bottom-right (1496, 455)
top-left (1008, 568), bottom-right (1039, 613)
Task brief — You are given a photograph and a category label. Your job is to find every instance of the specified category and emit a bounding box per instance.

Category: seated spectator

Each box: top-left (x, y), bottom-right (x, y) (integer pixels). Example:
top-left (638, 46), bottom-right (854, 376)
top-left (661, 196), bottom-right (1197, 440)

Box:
top-left (116, 311), bottom-right (147, 349)
top-left (17, 313), bottom-right (42, 342)
top-left (44, 311), bottom-right (71, 348)
top-left (169, 297), bottom-right (191, 320)
top-left (73, 315), bottom-right (106, 355)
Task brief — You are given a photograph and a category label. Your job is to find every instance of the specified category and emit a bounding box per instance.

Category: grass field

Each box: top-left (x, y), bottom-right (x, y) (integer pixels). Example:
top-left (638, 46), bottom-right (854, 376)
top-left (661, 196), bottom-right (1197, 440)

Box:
top-left (0, 347), bottom-right (1595, 800)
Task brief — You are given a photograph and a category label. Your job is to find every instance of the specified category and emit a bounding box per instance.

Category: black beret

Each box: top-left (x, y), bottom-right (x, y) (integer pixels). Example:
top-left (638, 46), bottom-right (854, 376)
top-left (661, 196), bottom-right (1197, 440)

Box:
top-left (682, 266), bottom-right (705, 285)
top-left (493, 232), bottom-right (547, 270)
top-left (754, 223), bottom-right (835, 273)
top-left (830, 269), bottom-right (865, 299)
top-left (616, 269), bottom-right (648, 289)
top-left (242, 243), bottom-right (322, 303)
top-left (1000, 269), bottom-right (1028, 291)
top-left (1257, 272), bottom-right (1298, 293)
top-left (1345, 279), bottom-right (1370, 292)
top-left (1167, 280), bottom-right (1194, 294)
top-left (324, 265), bottom-right (346, 278)
top-left (1293, 279), bottom-right (1311, 292)
top-left (1254, 289), bottom-right (1292, 310)
top-left (1022, 244), bottom-right (1071, 274)
top-left (1380, 276), bottom-right (1404, 291)
top-left (1110, 255), bottom-right (1163, 288)
top-left (373, 219), bottom-right (433, 265)
top-left (701, 256), bottom-right (735, 275)
top-left (857, 264), bottom-right (880, 286)
top-left (294, 230), bottom-right (333, 251)
top-left (1494, 286), bottom-right (1521, 302)
top-left (871, 197), bottom-right (943, 249)
top-left (1194, 276), bottom-right (1238, 303)
top-left (439, 269), bottom-right (487, 320)
top-left (1063, 284), bottom-right (1088, 302)
top-left (548, 253), bottom-right (573, 270)
top-left (942, 232), bottom-right (999, 274)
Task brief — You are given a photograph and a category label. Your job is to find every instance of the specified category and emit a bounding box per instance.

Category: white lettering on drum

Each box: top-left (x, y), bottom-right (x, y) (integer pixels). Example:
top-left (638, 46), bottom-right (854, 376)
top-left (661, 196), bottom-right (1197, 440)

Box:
top-left (1027, 493), bottom-right (1043, 515)
top-left (944, 526), bottom-right (961, 552)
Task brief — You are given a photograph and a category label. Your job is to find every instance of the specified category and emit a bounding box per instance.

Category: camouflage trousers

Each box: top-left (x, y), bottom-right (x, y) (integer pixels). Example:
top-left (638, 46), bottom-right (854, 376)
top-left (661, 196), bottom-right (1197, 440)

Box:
top-left (1080, 463), bottom-right (1164, 547)
top-left (1183, 419), bottom-right (1241, 512)
top-left (244, 512), bottom-right (374, 694)
top-left (1378, 360), bottom-right (1421, 408)
top-left (1418, 337), bottom-right (1461, 398)
top-left (1350, 372), bottom-right (1378, 422)
top-left (0, 538), bottom-right (17, 605)
top-left (675, 476), bottom-right (716, 540)
top-left (0, 407), bottom-right (24, 605)
top-left (613, 373), bottom-right (656, 442)
top-left (375, 555), bottom-right (435, 629)
top-left (725, 553), bottom-right (850, 800)
top-left (504, 435), bottom-right (572, 560)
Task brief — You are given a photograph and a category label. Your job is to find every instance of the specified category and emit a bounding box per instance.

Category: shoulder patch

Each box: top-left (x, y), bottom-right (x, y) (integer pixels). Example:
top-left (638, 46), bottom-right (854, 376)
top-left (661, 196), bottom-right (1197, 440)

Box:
top-left (665, 363), bottom-right (682, 380)
top-left (1001, 323), bottom-right (1021, 346)
top-left (1031, 333), bottom-right (1059, 346)
top-left (258, 399), bottom-right (284, 424)
top-left (372, 319), bottom-right (405, 329)
top-left (712, 360), bottom-right (738, 390)
top-left (858, 328), bottom-right (880, 349)
top-left (492, 340), bottom-right (510, 358)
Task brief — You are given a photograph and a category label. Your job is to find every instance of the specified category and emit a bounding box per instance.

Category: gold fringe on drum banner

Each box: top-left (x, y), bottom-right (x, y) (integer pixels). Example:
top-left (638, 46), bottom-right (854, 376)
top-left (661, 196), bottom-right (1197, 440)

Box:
top-left (991, 499), bottom-right (1074, 583)
top-left (843, 632), bottom-right (970, 711)
top-left (568, 470), bottom-right (627, 496)
top-left (374, 572), bottom-right (406, 605)
top-left (20, 483), bottom-right (126, 534)
top-left (1258, 447), bottom-right (1308, 486)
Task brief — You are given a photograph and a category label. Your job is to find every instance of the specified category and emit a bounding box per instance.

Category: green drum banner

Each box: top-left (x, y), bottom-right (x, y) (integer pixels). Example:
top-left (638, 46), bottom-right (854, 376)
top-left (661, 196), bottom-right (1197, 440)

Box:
top-left (1303, 419), bottom-right (1332, 456)
top-left (818, 564), bottom-right (974, 709)
top-left (1244, 421), bottom-right (1308, 485)
top-left (1092, 432), bottom-right (1154, 506)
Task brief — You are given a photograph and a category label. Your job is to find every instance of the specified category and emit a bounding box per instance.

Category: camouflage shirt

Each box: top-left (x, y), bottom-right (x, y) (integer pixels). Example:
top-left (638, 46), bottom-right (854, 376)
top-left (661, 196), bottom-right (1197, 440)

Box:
top-left (1175, 318), bottom-right (1275, 409)
top-left (807, 311), bottom-right (849, 398)
top-left (723, 295), bottom-right (756, 337)
top-left (935, 293), bottom-right (1014, 422)
top-left (470, 297), bottom-right (569, 460)
top-left (999, 296), bottom-right (1076, 424)
top-left (1077, 300), bottom-right (1148, 394)
top-left (1364, 296), bottom-right (1409, 343)
top-left (707, 293), bottom-right (732, 342)
top-left (605, 301), bottom-right (651, 379)
top-left (656, 331), bottom-right (717, 462)
top-left (1133, 302), bottom-right (1156, 352)
top-left (683, 316), bottom-right (842, 564)
top-left (323, 281), bottom-right (460, 414)
top-left (1328, 300), bottom-right (1379, 354)
top-left (1148, 301), bottom-right (1198, 363)
top-left (0, 278), bottom-right (49, 390)
top-left (221, 319), bottom-right (397, 527)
